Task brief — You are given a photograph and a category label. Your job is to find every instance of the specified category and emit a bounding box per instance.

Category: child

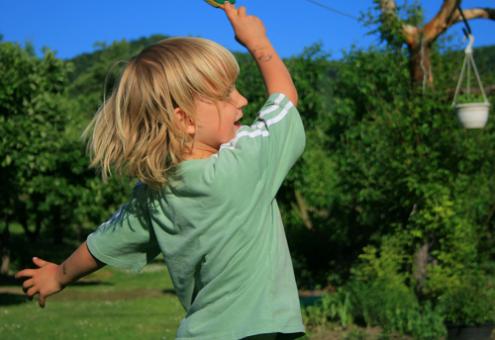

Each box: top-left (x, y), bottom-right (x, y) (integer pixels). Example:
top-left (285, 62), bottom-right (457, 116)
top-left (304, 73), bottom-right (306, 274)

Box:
top-left (15, 3), bottom-right (306, 339)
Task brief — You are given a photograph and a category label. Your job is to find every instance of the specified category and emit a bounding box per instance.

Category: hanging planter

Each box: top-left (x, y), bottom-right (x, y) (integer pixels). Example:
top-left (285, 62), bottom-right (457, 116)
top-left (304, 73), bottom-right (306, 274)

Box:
top-left (455, 103), bottom-right (490, 129)
top-left (452, 34), bottom-right (491, 129)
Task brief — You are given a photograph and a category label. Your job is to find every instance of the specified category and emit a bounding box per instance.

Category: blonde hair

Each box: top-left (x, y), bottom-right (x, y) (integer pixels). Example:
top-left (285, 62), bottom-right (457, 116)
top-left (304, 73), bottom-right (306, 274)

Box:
top-left (82, 37), bottom-right (240, 190)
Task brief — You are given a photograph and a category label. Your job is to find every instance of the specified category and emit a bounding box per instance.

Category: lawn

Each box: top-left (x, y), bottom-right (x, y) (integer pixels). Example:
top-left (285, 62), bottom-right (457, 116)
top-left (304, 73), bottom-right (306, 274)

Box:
top-left (1, 261), bottom-right (331, 339)
top-left (0, 262), bottom-right (184, 339)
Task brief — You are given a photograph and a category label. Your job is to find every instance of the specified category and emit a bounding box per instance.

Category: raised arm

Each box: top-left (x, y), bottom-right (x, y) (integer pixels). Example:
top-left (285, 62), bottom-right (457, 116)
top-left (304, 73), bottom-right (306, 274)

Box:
top-left (222, 3), bottom-right (298, 106)
top-left (15, 241), bottom-right (105, 308)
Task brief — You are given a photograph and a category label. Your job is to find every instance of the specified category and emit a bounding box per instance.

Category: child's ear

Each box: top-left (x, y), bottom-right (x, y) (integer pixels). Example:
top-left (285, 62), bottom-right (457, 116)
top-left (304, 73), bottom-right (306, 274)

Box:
top-left (174, 107), bottom-right (196, 135)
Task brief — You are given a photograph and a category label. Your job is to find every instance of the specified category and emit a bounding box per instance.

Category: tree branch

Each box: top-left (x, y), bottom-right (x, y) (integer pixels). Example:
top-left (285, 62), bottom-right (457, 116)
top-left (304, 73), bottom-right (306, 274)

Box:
top-left (424, 1), bottom-right (495, 43)
top-left (448, 7), bottom-right (495, 25)
top-left (424, 0), bottom-right (461, 43)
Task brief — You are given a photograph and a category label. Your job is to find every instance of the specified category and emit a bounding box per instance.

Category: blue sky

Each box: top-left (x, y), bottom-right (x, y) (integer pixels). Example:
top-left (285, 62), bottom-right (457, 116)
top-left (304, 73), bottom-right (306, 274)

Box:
top-left (1, 0), bottom-right (494, 60)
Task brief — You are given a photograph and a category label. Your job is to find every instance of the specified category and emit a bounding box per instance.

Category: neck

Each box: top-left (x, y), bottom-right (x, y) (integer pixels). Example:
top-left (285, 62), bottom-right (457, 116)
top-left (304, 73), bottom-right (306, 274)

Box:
top-left (183, 141), bottom-right (218, 160)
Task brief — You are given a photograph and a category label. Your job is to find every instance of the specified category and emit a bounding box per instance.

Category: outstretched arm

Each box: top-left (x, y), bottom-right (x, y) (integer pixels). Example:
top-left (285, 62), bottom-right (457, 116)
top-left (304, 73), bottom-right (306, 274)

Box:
top-left (222, 2), bottom-right (298, 106)
top-left (15, 241), bottom-right (105, 308)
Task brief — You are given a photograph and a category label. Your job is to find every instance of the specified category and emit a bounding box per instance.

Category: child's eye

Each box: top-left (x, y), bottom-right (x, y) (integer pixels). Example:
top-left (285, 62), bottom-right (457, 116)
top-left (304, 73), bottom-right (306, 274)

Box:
top-left (222, 85), bottom-right (235, 100)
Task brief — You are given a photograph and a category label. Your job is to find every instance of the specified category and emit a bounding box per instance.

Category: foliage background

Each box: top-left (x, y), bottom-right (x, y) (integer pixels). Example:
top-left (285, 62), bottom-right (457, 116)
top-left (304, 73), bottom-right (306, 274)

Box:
top-left (1, 23), bottom-right (495, 337)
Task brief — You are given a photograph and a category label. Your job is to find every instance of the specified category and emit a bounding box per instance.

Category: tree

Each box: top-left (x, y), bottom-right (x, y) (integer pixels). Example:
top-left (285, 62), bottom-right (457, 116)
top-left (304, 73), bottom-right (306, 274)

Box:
top-left (0, 36), bottom-right (171, 274)
top-left (370, 0), bottom-right (495, 291)
top-left (0, 41), bottom-right (73, 272)
top-left (375, 0), bottom-right (495, 87)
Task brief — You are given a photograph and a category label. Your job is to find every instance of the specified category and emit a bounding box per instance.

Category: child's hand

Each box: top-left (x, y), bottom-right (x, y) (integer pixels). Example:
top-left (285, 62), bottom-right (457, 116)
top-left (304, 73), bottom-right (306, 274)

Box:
top-left (221, 2), bottom-right (268, 50)
top-left (15, 257), bottom-right (65, 308)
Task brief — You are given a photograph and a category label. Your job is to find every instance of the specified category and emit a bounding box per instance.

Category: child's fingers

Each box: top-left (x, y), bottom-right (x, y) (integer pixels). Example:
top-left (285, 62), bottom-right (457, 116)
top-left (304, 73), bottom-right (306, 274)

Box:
top-left (222, 2), bottom-right (237, 21)
top-left (15, 269), bottom-right (34, 279)
top-left (22, 278), bottom-right (34, 292)
top-left (238, 6), bottom-right (247, 17)
top-left (39, 294), bottom-right (46, 308)
top-left (26, 286), bottom-right (38, 299)
top-left (32, 257), bottom-right (48, 268)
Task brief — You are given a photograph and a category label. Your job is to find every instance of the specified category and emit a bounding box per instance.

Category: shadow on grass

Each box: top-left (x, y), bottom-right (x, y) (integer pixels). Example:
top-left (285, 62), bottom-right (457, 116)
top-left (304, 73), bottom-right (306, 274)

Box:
top-left (161, 288), bottom-right (177, 296)
top-left (1, 274), bottom-right (113, 287)
top-left (0, 292), bottom-right (30, 306)
top-left (71, 280), bottom-right (113, 287)
top-left (0, 274), bottom-right (116, 306)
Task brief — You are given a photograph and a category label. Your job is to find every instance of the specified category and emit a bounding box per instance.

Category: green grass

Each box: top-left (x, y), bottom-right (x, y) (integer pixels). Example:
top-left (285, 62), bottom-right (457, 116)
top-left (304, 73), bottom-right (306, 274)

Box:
top-left (1, 262), bottom-right (323, 339)
top-left (0, 263), bottom-right (184, 339)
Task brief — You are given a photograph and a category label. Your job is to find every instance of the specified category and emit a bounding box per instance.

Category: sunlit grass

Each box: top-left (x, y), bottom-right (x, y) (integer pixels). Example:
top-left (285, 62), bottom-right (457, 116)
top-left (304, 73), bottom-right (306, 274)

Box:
top-left (0, 263), bottom-right (184, 339)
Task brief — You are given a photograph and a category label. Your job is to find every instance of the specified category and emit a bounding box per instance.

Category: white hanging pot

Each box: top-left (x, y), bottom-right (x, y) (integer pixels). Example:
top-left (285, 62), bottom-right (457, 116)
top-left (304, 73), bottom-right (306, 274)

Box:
top-left (452, 34), bottom-right (492, 129)
top-left (455, 102), bottom-right (490, 128)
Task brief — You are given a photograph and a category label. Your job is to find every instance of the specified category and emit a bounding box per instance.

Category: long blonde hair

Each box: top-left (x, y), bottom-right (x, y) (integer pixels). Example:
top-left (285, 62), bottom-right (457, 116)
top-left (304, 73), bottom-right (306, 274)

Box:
top-left (82, 37), bottom-right (240, 190)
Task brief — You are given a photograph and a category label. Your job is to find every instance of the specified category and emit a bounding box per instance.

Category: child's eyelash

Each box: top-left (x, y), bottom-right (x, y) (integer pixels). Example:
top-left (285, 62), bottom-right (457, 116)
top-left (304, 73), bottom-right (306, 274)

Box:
top-left (222, 85), bottom-right (235, 98)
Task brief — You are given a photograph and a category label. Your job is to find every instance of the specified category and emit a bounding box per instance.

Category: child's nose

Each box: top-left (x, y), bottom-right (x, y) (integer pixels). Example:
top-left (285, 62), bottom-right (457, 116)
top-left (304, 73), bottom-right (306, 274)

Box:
top-left (237, 93), bottom-right (248, 108)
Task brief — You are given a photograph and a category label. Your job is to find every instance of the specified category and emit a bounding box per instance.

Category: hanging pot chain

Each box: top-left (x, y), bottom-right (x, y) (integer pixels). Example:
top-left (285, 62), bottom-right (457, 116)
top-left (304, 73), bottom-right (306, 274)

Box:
top-left (452, 34), bottom-right (489, 106)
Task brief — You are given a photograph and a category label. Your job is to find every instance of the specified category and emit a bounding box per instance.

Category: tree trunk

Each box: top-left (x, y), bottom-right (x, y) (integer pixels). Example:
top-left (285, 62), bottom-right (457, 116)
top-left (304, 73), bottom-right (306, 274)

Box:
top-left (413, 240), bottom-right (430, 292)
top-left (17, 201), bottom-right (41, 243)
top-left (52, 207), bottom-right (64, 245)
top-left (294, 190), bottom-right (314, 230)
top-left (34, 210), bottom-right (43, 241)
top-left (17, 202), bottom-right (36, 243)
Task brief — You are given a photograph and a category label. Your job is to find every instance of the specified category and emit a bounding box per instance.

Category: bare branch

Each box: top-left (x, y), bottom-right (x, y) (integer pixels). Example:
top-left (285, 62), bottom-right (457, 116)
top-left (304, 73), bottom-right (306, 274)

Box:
top-left (424, 0), bottom-right (461, 43)
top-left (448, 7), bottom-right (495, 25)
top-left (403, 26), bottom-right (420, 46)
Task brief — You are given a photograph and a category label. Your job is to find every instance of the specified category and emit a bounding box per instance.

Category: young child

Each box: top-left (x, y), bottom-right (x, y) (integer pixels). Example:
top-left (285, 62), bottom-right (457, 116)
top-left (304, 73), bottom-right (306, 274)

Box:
top-left (15, 3), bottom-right (306, 339)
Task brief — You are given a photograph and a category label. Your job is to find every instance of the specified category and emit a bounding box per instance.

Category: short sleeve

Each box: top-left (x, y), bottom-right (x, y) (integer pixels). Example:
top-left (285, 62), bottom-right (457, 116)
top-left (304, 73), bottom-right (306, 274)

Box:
top-left (217, 92), bottom-right (306, 202)
top-left (86, 182), bottom-right (161, 273)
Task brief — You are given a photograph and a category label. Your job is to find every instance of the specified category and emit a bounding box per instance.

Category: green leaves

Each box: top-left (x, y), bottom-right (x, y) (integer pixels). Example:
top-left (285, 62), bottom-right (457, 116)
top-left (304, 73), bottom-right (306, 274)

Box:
top-left (456, 93), bottom-right (487, 104)
top-left (0, 40), bottom-right (134, 245)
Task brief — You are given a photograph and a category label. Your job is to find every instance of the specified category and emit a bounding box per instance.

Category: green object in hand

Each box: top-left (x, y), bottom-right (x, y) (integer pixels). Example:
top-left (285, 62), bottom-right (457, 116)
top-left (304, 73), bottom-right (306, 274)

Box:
top-left (204, 0), bottom-right (236, 8)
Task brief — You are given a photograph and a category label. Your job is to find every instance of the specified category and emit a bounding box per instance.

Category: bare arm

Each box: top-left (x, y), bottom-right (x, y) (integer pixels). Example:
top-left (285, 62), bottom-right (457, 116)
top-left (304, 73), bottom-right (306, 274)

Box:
top-left (247, 40), bottom-right (298, 106)
top-left (56, 241), bottom-right (106, 286)
top-left (222, 3), bottom-right (298, 106)
top-left (15, 241), bottom-right (105, 308)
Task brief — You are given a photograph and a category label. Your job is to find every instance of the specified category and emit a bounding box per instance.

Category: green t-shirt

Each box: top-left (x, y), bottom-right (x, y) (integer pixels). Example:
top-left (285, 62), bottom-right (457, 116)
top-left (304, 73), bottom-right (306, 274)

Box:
top-left (86, 92), bottom-right (307, 340)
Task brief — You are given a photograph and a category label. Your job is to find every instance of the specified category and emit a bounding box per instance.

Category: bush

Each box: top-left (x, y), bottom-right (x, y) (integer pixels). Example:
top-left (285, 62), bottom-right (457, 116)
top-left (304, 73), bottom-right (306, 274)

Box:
top-left (302, 277), bottom-right (447, 339)
top-left (302, 288), bottom-right (354, 328)
top-left (437, 267), bottom-right (495, 327)
top-left (347, 278), bottom-right (446, 339)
